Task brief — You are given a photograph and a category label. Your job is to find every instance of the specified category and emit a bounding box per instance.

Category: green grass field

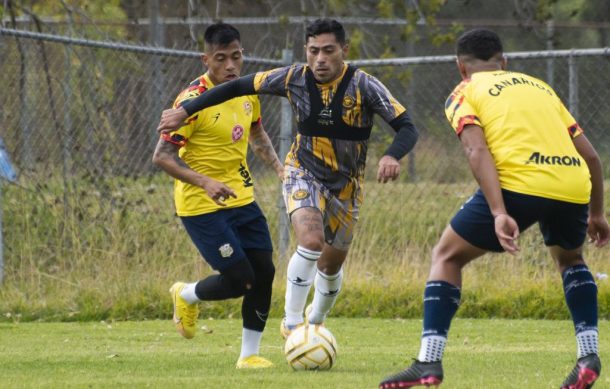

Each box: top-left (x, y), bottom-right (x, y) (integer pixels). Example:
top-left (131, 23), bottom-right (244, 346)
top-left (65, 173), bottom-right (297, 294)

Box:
top-left (1, 318), bottom-right (607, 388)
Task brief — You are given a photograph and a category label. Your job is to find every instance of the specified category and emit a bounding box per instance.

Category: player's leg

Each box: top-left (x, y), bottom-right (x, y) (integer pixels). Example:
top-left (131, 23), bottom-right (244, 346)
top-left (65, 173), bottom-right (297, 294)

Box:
top-left (552, 245), bottom-right (600, 388)
top-left (541, 200), bottom-right (600, 388)
top-left (232, 202), bottom-right (276, 368)
top-left (238, 249), bottom-right (274, 362)
top-left (420, 226), bottom-right (485, 355)
top-left (308, 245), bottom-right (347, 325)
top-left (380, 189), bottom-right (538, 388)
top-left (380, 227), bottom-right (484, 388)
top-left (283, 207), bottom-right (324, 331)
top-left (308, 194), bottom-right (358, 325)
top-left (281, 170), bottom-right (325, 334)
top-left (174, 210), bottom-right (254, 339)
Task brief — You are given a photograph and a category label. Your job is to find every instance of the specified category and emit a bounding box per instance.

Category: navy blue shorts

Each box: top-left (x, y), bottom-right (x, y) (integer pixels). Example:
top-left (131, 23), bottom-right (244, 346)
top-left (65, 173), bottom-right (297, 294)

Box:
top-left (450, 189), bottom-right (588, 252)
top-left (180, 201), bottom-right (273, 271)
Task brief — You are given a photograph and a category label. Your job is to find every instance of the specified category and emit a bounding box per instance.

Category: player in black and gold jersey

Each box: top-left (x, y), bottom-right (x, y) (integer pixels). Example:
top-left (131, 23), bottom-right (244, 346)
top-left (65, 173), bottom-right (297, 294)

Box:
top-left (157, 19), bottom-right (419, 340)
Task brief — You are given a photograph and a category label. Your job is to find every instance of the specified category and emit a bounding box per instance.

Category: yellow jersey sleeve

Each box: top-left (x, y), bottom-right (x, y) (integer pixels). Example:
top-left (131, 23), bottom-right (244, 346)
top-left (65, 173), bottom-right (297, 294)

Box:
top-left (557, 101), bottom-right (584, 139)
top-left (444, 80), bottom-right (482, 136)
top-left (170, 76), bottom-right (211, 141)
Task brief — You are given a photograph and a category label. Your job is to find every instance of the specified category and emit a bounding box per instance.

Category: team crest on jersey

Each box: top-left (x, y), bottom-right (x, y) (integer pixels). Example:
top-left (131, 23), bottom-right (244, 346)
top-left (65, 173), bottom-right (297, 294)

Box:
top-left (218, 243), bottom-right (234, 258)
top-left (292, 189), bottom-right (310, 201)
top-left (243, 101), bottom-right (252, 115)
top-left (232, 125), bottom-right (244, 142)
top-left (342, 95), bottom-right (355, 108)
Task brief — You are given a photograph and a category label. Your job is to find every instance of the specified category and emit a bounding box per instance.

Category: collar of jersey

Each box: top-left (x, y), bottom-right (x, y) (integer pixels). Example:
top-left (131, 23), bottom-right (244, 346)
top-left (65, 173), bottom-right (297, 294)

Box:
top-left (203, 72), bottom-right (216, 89)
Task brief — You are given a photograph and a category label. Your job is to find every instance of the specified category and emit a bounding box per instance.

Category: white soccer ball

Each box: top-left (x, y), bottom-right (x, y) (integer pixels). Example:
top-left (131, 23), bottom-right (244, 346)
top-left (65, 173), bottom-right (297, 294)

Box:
top-left (284, 324), bottom-right (338, 371)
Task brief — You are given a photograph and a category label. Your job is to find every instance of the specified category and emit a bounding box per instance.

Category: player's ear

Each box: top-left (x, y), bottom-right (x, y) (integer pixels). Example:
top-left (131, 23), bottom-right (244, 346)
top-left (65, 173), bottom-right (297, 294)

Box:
top-left (456, 57), bottom-right (468, 80)
top-left (201, 53), bottom-right (208, 67)
top-left (342, 42), bottom-right (349, 57)
top-left (501, 55), bottom-right (508, 70)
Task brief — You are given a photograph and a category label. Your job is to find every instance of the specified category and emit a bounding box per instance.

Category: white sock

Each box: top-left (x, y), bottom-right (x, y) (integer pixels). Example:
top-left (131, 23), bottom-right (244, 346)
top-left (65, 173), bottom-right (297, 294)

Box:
top-left (240, 328), bottom-right (263, 359)
top-left (180, 282), bottom-right (200, 305)
top-left (418, 335), bottom-right (447, 362)
top-left (285, 246), bottom-right (320, 326)
top-left (577, 329), bottom-right (599, 358)
top-left (309, 269), bottom-right (343, 324)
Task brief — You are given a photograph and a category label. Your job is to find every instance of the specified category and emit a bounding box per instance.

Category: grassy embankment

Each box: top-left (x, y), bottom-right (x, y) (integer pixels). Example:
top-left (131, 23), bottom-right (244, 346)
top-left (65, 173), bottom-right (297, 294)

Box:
top-left (1, 173), bottom-right (608, 322)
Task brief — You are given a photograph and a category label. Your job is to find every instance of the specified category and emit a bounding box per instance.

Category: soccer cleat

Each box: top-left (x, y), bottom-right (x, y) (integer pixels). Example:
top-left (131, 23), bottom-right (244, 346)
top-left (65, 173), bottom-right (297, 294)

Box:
top-left (379, 359), bottom-right (443, 388)
top-left (560, 353), bottom-right (601, 389)
top-left (236, 355), bottom-right (274, 369)
top-left (169, 282), bottom-right (199, 339)
top-left (281, 304), bottom-right (318, 339)
top-left (305, 303), bottom-right (325, 326)
top-left (280, 317), bottom-right (301, 339)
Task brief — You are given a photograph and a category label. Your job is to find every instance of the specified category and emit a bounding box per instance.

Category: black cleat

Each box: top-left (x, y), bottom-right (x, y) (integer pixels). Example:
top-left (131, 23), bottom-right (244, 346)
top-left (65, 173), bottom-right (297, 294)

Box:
top-left (380, 359), bottom-right (443, 388)
top-left (561, 354), bottom-right (601, 389)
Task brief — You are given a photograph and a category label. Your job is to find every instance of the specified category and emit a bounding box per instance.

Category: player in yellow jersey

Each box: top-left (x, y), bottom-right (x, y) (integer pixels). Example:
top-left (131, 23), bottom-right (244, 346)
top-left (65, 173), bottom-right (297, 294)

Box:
top-left (157, 19), bottom-right (419, 340)
top-left (380, 29), bottom-right (609, 388)
top-left (152, 23), bottom-right (283, 369)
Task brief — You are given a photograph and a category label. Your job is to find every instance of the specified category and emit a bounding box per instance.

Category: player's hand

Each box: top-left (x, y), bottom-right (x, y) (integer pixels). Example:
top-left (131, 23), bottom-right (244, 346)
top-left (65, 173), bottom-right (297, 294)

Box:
top-left (157, 107), bottom-right (189, 134)
top-left (377, 155), bottom-right (400, 183)
top-left (494, 213), bottom-right (520, 254)
top-left (587, 214), bottom-right (610, 248)
top-left (201, 178), bottom-right (237, 206)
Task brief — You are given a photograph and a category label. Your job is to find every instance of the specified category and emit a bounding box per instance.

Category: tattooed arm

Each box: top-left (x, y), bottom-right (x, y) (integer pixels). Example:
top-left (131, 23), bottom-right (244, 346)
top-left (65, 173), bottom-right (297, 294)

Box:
top-left (248, 121), bottom-right (284, 179)
top-left (152, 137), bottom-right (236, 205)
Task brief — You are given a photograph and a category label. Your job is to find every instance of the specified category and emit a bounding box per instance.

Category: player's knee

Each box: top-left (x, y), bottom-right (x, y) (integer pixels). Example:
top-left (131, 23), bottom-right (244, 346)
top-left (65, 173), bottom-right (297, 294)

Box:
top-left (431, 242), bottom-right (450, 265)
top-left (245, 249), bottom-right (275, 285)
top-left (431, 241), bottom-right (464, 270)
top-left (223, 263), bottom-right (256, 295)
top-left (299, 235), bottom-right (325, 252)
top-left (555, 253), bottom-right (585, 273)
top-left (255, 261), bottom-right (275, 287)
top-left (230, 273), bottom-right (255, 294)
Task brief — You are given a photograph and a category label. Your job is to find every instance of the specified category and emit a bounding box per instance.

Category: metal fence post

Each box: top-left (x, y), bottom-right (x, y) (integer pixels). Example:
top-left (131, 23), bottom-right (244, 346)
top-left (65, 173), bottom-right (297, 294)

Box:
top-left (568, 52), bottom-right (579, 119)
top-left (149, 0), bottom-right (166, 157)
top-left (278, 48), bottom-right (294, 260)
top-left (546, 20), bottom-right (555, 88)
top-left (406, 40), bottom-right (417, 182)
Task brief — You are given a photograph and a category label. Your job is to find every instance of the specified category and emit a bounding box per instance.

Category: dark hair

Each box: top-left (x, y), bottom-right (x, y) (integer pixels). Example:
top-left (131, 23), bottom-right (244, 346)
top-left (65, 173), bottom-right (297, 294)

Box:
top-left (204, 22), bottom-right (240, 47)
top-left (305, 18), bottom-right (346, 45)
top-left (456, 28), bottom-right (503, 61)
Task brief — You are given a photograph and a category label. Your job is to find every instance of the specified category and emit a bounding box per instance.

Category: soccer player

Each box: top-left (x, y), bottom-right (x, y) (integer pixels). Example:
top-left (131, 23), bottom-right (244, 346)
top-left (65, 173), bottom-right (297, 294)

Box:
top-left (157, 19), bottom-right (419, 339)
top-left (152, 23), bottom-right (283, 369)
top-left (380, 28), bottom-right (609, 388)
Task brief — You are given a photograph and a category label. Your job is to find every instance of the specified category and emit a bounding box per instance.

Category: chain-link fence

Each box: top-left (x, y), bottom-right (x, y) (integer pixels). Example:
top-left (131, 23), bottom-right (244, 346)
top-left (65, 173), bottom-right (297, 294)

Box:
top-left (0, 27), bottom-right (608, 282)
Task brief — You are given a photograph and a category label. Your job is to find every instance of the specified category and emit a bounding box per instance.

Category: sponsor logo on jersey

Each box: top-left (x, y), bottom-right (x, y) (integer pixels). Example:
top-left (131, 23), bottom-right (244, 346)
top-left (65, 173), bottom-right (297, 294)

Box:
top-left (239, 162), bottom-right (253, 187)
top-left (292, 189), bottom-right (310, 201)
top-left (243, 101), bottom-right (252, 115)
top-left (218, 243), bottom-right (234, 258)
top-left (318, 107), bottom-right (333, 125)
top-left (232, 124), bottom-right (244, 142)
top-left (525, 152), bottom-right (581, 166)
top-left (342, 95), bottom-right (355, 108)
top-left (488, 77), bottom-right (553, 97)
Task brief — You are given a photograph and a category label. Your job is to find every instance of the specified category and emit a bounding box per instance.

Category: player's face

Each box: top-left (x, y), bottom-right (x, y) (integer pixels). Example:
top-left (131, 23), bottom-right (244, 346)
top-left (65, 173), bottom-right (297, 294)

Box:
top-left (305, 33), bottom-right (348, 83)
top-left (202, 40), bottom-right (244, 85)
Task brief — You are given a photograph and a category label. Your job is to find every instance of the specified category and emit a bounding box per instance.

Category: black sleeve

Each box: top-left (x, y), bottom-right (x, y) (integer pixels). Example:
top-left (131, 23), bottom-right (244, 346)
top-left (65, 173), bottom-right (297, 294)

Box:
top-left (383, 111), bottom-right (419, 160)
top-left (181, 74), bottom-right (257, 116)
